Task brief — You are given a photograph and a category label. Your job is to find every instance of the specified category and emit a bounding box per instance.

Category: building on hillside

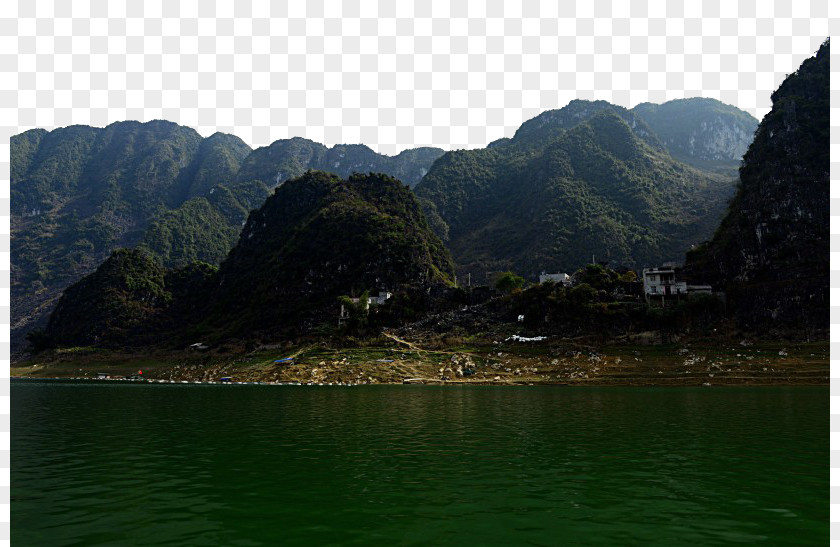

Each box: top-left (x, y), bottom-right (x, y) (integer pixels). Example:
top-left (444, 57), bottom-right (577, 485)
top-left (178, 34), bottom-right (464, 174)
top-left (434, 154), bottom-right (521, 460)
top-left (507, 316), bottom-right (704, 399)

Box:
top-left (339, 291), bottom-right (392, 325)
top-left (643, 266), bottom-right (713, 305)
top-left (539, 272), bottom-right (571, 286)
top-left (643, 266), bottom-right (684, 298)
top-left (369, 291), bottom-right (393, 306)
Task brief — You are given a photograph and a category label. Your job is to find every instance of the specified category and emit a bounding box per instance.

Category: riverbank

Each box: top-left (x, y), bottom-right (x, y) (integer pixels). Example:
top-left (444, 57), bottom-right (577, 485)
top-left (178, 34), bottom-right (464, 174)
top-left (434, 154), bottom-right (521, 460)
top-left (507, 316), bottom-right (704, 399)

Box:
top-left (12, 337), bottom-right (829, 386)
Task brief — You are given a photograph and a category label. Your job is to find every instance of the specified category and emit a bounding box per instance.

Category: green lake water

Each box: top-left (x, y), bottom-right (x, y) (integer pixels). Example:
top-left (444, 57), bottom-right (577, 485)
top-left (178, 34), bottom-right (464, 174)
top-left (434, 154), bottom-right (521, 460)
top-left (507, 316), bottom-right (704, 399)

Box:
top-left (12, 381), bottom-right (827, 545)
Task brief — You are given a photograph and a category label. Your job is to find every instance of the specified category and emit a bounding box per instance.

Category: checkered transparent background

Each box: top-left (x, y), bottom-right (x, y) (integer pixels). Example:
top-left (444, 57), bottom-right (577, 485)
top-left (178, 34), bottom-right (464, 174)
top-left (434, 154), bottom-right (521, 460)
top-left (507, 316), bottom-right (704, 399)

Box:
top-left (0, 0), bottom-right (835, 542)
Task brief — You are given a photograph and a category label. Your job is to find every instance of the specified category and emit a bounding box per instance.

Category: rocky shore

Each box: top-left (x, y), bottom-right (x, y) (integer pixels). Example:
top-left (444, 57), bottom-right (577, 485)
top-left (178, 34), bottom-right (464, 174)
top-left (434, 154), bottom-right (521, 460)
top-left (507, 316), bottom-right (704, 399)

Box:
top-left (12, 336), bottom-right (829, 387)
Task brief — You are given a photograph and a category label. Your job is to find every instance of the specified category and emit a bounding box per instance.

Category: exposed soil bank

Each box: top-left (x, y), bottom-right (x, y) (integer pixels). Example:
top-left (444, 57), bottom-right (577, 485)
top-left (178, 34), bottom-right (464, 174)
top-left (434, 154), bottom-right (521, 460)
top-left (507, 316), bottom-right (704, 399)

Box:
top-left (12, 338), bottom-right (829, 387)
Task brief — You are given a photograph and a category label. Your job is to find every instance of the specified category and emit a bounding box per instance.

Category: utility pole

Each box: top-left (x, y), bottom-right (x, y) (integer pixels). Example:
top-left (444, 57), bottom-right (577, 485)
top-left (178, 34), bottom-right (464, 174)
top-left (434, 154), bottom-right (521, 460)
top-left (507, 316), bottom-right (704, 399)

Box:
top-left (467, 272), bottom-right (471, 287)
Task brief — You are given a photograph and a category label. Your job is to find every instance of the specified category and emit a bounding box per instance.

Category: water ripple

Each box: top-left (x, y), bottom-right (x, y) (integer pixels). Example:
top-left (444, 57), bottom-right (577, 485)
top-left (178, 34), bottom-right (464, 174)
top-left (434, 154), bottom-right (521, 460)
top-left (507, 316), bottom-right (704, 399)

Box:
top-left (12, 381), bottom-right (827, 545)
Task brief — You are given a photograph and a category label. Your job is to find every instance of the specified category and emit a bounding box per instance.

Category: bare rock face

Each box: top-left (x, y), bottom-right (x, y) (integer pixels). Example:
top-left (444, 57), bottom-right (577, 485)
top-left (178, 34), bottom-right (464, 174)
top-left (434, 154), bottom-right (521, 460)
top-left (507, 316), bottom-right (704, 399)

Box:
top-left (632, 98), bottom-right (759, 176)
top-left (684, 40), bottom-right (829, 337)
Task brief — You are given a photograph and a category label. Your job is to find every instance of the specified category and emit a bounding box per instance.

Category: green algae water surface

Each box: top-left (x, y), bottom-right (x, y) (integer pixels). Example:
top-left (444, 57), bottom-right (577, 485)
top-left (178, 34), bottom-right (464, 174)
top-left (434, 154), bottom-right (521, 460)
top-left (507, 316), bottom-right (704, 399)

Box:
top-left (12, 381), bottom-right (827, 545)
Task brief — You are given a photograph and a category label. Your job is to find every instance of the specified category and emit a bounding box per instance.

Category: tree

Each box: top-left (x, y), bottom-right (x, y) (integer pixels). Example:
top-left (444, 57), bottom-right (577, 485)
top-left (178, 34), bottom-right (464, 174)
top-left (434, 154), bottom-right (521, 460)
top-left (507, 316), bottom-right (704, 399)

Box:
top-left (575, 263), bottom-right (617, 291)
top-left (619, 270), bottom-right (638, 283)
top-left (495, 272), bottom-right (525, 294)
top-left (568, 283), bottom-right (597, 306)
top-left (338, 290), bottom-right (370, 331)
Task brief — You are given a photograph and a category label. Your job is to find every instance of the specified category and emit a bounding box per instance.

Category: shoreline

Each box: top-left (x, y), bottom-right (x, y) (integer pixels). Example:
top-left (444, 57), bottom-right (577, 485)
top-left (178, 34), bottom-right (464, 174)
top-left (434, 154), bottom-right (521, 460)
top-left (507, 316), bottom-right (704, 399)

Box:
top-left (10, 376), bottom-right (831, 387)
top-left (12, 338), bottom-right (829, 387)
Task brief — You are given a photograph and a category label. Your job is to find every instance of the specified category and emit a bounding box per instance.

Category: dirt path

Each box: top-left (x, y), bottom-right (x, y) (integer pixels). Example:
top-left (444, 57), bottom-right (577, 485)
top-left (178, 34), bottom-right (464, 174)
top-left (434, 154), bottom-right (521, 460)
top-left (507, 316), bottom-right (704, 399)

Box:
top-left (382, 332), bottom-right (427, 352)
top-left (381, 332), bottom-right (482, 357)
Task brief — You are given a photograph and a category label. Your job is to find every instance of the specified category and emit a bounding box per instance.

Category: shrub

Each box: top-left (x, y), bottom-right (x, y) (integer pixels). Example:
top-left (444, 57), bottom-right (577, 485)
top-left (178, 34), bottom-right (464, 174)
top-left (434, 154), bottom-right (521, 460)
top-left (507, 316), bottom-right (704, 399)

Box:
top-left (496, 271), bottom-right (525, 293)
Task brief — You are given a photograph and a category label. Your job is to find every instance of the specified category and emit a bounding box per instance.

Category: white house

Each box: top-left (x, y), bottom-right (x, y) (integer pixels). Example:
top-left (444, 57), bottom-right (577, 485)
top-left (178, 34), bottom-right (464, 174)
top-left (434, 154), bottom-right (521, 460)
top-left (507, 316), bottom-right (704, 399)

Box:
top-left (643, 266), bottom-right (685, 298)
top-left (539, 272), bottom-right (571, 286)
top-left (368, 291), bottom-right (393, 306)
top-left (339, 291), bottom-right (392, 324)
top-left (643, 267), bottom-right (713, 303)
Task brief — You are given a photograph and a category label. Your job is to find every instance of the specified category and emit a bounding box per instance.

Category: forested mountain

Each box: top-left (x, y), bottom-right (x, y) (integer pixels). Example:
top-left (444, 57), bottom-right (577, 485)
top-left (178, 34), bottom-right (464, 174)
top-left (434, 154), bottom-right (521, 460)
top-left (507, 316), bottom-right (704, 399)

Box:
top-left (11, 121), bottom-right (253, 351)
top-left (44, 248), bottom-right (217, 348)
top-left (631, 98), bottom-right (758, 175)
top-left (199, 171), bottom-right (454, 339)
top-left (43, 172), bottom-right (454, 347)
top-left (235, 137), bottom-right (443, 188)
top-left (12, 124), bottom-right (445, 352)
top-left (684, 39), bottom-right (829, 336)
top-left (414, 102), bottom-right (736, 280)
top-left (139, 179), bottom-right (270, 267)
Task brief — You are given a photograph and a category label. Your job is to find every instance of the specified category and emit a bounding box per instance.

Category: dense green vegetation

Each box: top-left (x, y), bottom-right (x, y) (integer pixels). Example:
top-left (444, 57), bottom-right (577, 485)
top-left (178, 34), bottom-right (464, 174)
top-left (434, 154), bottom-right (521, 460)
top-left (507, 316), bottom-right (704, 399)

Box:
top-left (11, 121), bottom-right (253, 353)
top-left (196, 171), bottom-right (455, 341)
top-left (495, 272), bottom-right (525, 294)
top-left (632, 98), bottom-right (758, 175)
top-left (684, 39), bottom-right (829, 336)
top-left (140, 180), bottom-right (270, 267)
top-left (42, 248), bottom-right (219, 348)
top-left (415, 103), bottom-right (735, 280)
top-left (17, 86), bottom-right (813, 352)
top-left (509, 99), bottom-right (665, 150)
top-left (44, 248), bottom-right (170, 347)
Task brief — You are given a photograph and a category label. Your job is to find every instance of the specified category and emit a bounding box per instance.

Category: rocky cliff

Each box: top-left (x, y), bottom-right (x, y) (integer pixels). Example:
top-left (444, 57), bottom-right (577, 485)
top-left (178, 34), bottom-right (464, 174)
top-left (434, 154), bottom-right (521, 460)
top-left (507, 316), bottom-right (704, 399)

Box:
top-left (684, 40), bottom-right (829, 337)
top-left (632, 98), bottom-right (758, 176)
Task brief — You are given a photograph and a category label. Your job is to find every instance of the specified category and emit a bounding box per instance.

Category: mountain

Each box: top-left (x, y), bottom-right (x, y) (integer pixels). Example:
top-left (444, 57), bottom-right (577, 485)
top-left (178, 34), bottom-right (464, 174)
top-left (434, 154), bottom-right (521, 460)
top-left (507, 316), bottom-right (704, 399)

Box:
top-left (12, 125), bottom-right (444, 353)
top-left (414, 101), bottom-right (735, 280)
top-left (235, 137), bottom-right (444, 188)
top-left (44, 248), bottom-right (170, 347)
top-left (510, 99), bottom-right (665, 150)
top-left (41, 171), bottom-right (455, 347)
top-left (197, 171), bottom-right (454, 340)
top-left (44, 248), bottom-right (217, 348)
top-left (11, 121), bottom-right (253, 352)
top-left (683, 39), bottom-right (829, 336)
top-left (632, 98), bottom-right (759, 175)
